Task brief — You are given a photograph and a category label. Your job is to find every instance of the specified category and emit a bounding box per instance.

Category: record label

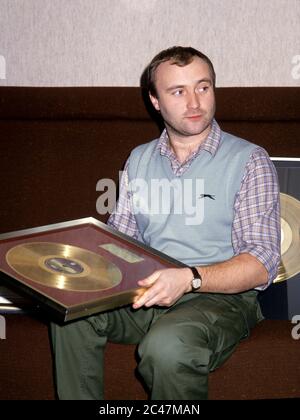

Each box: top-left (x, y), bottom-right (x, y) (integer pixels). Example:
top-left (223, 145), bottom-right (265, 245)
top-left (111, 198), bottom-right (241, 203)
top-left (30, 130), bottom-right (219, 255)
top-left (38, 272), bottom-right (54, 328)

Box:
top-left (44, 257), bottom-right (85, 275)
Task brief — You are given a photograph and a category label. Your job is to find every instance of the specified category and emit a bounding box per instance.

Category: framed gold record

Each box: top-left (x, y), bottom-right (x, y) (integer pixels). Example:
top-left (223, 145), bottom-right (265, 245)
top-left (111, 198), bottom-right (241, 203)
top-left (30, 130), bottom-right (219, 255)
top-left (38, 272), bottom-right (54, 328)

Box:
top-left (276, 193), bottom-right (300, 283)
top-left (0, 217), bottom-right (185, 322)
top-left (259, 158), bottom-right (300, 320)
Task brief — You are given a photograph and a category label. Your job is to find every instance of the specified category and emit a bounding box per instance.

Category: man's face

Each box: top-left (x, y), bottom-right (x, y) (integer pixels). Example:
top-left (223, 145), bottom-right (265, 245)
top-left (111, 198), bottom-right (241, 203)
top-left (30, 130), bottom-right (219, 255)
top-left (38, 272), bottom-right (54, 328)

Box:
top-left (149, 57), bottom-right (216, 142)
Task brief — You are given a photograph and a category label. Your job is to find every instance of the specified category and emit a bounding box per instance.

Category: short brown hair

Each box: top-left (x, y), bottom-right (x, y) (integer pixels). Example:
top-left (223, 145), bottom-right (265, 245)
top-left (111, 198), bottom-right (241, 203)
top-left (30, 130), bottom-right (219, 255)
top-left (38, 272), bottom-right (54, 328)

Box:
top-left (141, 46), bottom-right (216, 98)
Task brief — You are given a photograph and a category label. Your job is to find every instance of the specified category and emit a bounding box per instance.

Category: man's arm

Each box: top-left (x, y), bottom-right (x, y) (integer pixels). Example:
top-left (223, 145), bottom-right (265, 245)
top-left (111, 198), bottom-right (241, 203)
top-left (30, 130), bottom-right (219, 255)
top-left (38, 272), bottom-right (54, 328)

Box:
top-left (189, 253), bottom-right (268, 293)
top-left (133, 148), bottom-right (281, 309)
top-left (231, 147), bottom-right (281, 290)
top-left (107, 159), bottom-right (140, 239)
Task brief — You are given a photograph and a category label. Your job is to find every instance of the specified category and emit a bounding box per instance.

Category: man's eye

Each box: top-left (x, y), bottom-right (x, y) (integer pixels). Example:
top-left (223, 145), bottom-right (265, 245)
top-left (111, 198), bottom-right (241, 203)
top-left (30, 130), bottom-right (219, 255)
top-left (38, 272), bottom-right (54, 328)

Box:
top-left (173, 90), bottom-right (183, 96)
top-left (198, 86), bottom-right (209, 93)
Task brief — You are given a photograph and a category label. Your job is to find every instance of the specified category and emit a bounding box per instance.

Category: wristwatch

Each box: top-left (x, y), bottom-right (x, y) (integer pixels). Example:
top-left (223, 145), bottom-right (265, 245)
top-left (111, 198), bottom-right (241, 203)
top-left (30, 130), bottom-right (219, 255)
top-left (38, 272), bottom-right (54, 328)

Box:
top-left (189, 266), bottom-right (202, 292)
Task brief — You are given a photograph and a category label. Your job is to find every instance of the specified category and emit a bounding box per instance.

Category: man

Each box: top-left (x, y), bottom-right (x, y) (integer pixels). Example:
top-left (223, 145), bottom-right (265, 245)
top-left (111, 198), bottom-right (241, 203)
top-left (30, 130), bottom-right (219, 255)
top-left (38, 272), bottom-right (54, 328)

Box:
top-left (51, 46), bottom-right (281, 400)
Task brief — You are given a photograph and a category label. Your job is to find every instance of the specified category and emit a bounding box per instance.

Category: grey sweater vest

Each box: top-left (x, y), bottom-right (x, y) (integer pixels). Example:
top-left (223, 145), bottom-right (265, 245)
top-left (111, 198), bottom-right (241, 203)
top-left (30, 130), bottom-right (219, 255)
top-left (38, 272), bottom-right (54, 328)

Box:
top-left (127, 131), bottom-right (257, 266)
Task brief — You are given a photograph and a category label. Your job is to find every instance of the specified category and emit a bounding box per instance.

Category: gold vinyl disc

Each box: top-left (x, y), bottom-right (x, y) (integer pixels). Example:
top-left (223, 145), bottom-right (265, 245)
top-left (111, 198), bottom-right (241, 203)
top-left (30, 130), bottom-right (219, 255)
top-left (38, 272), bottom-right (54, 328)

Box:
top-left (6, 242), bottom-right (122, 291)
top-left (275, 193), bottom-right (300, 283)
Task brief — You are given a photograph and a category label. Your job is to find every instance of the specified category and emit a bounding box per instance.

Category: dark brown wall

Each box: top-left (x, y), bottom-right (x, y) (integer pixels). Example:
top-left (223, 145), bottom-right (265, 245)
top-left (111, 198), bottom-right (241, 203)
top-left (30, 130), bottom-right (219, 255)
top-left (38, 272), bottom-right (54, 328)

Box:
top-left (0, 87), bottom-right (299, 234)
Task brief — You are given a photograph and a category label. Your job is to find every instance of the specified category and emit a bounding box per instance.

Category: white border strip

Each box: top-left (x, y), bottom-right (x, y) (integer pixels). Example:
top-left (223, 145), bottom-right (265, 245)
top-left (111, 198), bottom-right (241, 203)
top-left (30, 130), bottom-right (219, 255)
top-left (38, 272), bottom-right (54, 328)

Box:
top-left (271, 157), bottom-right (300, 161)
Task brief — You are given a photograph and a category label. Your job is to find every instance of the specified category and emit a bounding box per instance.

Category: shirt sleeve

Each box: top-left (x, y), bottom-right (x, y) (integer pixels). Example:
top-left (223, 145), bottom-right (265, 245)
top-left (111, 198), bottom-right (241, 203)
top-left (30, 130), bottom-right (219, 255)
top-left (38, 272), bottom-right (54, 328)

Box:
top-left (106, 159), bottom-right (140, 239)
top-left (232, 147), bottom-right (281, 290)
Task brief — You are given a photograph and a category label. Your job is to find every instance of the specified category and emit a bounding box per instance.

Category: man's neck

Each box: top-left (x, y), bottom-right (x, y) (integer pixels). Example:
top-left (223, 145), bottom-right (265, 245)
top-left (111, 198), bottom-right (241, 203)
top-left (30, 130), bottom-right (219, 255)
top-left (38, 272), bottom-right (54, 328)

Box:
top-left (169, 140), bottom-right (200, 164)
top-left (167, 125), bottom-right (212, 164)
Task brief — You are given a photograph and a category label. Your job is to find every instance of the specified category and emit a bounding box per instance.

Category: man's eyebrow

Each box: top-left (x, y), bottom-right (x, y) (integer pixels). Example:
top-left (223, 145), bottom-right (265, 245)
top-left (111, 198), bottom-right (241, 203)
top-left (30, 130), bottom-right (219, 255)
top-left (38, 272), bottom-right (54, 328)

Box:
top-left (165, 84), bottom-right (185, 92)
top-left (165, 78), bottom-right (212, 92)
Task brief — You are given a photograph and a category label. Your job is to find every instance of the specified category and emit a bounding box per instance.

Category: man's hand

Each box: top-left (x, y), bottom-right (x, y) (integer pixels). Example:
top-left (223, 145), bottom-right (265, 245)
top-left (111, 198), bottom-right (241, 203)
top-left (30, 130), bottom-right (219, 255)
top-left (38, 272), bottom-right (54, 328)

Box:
top-left (132, 267), bottom-right (192, 309)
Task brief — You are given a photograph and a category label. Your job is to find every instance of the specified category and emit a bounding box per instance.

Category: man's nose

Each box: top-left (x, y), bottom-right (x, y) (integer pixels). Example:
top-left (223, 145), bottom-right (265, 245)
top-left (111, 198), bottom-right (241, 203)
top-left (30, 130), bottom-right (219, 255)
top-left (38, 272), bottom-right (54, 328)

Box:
top-left (186, 92), bottom-right (200, 109)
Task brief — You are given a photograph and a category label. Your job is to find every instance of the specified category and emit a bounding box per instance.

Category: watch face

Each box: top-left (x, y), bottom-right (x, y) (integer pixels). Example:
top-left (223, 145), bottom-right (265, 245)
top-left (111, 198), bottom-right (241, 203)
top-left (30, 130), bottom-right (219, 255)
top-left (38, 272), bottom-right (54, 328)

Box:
top-left (192, 277), bottom-right (201, 290)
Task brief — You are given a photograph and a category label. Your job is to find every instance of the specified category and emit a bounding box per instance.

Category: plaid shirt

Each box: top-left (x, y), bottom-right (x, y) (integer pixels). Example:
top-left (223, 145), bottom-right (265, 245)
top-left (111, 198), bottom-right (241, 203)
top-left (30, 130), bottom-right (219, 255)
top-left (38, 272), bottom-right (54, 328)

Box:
top-left (108, 120), bottom-right (281, 289)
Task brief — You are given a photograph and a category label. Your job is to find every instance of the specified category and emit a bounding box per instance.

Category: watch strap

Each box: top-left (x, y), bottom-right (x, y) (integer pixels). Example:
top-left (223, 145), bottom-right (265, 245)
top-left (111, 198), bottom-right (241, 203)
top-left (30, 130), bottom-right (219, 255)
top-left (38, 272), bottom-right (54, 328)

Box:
top-left (189, 266), bottom-right (201, 279)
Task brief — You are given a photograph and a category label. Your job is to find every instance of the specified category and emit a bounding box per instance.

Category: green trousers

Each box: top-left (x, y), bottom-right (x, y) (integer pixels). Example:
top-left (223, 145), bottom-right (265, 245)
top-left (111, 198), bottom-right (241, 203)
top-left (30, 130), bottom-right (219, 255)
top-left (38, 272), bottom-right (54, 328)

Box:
top-left (50, 290), bottom-right (262, 400)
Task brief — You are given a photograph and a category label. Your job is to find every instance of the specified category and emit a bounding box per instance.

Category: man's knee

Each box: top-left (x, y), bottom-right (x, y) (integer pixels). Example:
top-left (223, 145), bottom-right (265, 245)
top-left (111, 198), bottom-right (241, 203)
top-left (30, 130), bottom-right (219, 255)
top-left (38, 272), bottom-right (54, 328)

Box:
top-left (138, 321), bottom-right (210, 373)
top-left (139, 326), bottom-right (178, 368)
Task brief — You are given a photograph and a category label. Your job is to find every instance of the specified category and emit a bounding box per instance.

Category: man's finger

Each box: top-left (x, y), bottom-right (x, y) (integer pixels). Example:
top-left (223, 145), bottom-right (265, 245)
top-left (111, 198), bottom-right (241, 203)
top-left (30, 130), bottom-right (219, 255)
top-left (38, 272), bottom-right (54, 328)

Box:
top-left (132, 286), bottom-right (159, 309)
top-left (137, 270), bottom-right (161, 287)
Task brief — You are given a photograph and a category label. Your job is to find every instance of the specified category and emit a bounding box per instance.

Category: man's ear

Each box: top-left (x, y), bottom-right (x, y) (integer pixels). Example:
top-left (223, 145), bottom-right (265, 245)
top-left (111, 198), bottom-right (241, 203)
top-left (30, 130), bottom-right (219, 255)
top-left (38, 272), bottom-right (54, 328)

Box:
top-left (149, 93), bottom-right (160, 112)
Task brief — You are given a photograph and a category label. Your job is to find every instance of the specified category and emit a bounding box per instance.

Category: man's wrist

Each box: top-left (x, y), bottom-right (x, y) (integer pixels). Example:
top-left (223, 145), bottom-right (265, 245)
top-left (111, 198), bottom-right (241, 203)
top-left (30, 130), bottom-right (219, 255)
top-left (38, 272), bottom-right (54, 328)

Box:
top-left (183, 267), bottom-right (202, 293)
top-left (190, 266), bottom-right (202, 292)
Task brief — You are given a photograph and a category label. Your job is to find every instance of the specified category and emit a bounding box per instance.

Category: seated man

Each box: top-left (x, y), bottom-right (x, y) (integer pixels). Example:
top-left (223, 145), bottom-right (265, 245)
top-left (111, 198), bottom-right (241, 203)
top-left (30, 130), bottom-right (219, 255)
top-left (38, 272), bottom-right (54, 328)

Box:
top-left (50, 46), bottom-right (281, 400)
